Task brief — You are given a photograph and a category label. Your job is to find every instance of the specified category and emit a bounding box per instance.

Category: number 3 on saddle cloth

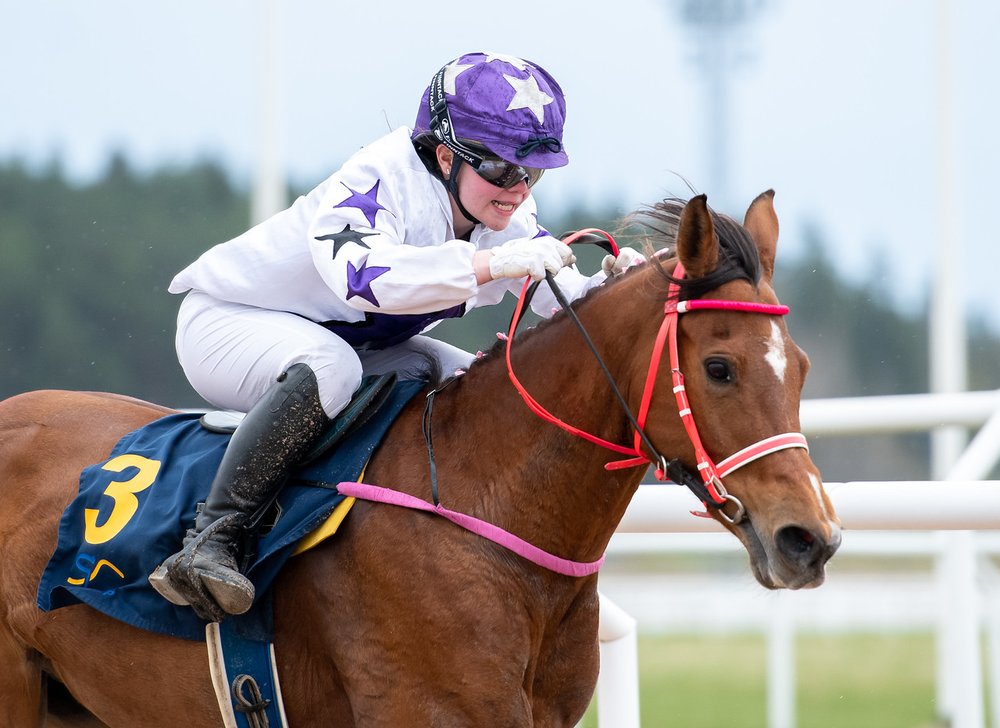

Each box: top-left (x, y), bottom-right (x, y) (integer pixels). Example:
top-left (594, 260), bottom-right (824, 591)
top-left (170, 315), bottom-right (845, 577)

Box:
top-left (37, 374), bottom-right (423, 643)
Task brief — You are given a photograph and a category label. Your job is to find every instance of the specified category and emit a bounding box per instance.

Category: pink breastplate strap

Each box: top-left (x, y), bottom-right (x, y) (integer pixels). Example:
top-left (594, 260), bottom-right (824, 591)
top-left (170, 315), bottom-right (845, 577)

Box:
top-left (335, 481), bottom-right (605, 577)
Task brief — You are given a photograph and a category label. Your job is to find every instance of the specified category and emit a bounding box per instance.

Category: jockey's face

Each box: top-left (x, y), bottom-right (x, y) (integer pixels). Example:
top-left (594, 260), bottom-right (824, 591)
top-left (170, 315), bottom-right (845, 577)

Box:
top-left (455, 162), bottom-right (531, 233)
top-left (437, 146), bottom-right (532, 236)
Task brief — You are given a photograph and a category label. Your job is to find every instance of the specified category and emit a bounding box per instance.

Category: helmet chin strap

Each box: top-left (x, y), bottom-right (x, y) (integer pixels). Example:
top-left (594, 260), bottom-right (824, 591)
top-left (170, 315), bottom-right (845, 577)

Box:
top-left (446, 157), bottom-right (481, 227)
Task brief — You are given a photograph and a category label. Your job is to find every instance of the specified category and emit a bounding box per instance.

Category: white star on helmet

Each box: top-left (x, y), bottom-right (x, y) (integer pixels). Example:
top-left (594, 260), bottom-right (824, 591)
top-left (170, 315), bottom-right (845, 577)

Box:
top-left (483, 52), bottom-right (530, 71)
top-left (504, 73), bottom-right (554, 124)
top-left (442, 60), bottom-right (474, 95)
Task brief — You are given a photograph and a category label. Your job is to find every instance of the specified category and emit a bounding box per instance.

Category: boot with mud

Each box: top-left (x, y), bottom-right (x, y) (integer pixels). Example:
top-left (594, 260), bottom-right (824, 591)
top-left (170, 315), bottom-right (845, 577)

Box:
top-left (149, 363), bottom-right (328, 621)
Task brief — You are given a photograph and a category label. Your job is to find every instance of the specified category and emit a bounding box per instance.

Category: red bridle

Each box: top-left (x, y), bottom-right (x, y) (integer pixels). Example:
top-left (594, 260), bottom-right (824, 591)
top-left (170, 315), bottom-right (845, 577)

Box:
top-left (505, 233), bottom-right (809, 524)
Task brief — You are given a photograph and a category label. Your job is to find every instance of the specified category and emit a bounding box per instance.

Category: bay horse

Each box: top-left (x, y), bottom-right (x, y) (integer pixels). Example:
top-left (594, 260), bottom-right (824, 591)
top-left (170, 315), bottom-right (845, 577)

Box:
top-left (0, 191), bottom-right (840, 727)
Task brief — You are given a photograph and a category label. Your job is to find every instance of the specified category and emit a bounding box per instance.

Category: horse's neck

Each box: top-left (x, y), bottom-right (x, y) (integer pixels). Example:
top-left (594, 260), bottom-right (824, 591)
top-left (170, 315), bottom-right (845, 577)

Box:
top-left (424, 309), bottom-right (645, 564)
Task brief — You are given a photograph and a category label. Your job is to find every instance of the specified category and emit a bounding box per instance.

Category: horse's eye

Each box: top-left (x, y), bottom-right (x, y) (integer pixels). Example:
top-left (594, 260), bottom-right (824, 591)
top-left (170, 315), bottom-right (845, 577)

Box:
top-left (704, 358), bottom-right (733, 383)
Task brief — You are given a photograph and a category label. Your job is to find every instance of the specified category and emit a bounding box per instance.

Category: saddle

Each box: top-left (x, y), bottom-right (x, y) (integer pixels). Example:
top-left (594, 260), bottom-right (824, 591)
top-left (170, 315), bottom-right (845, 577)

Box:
top-left (200, 373), bottom-right (397, 462)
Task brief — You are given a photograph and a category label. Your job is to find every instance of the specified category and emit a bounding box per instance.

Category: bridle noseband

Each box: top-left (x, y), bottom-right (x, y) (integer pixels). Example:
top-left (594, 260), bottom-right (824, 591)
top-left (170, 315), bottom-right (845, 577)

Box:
top-left (505, 231), bottom-right (809, 525)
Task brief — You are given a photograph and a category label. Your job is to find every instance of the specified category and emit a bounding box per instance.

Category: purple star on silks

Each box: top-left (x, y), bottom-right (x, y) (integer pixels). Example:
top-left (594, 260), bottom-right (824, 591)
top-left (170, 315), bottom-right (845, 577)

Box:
top-left (346, 258), bottom-right (390, 307)
top-left (333, 180), bottom-right (388, 228)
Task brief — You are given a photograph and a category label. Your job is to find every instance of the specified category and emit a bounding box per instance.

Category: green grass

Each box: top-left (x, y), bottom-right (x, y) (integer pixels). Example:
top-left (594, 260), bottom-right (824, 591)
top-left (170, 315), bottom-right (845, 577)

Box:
top-left (580, 632), bottom-right (943, 728)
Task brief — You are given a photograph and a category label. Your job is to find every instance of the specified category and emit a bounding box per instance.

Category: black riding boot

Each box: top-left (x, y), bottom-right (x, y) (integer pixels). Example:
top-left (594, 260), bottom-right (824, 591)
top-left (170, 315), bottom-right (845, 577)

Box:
top-left (149, 363), bottom-right (328, 621)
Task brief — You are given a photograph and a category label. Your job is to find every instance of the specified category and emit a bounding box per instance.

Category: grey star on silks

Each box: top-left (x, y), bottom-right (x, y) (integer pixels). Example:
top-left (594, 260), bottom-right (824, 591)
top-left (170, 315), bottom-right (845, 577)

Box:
top-left (443, 60), bottom-right (474, 94)
top-left (332, 180), bottom-right (389, 228)
top-left (483, 52), bottom-right (529, 71)
top-left (315, 225), bottom-right (377, 257)
top-left (504, 73), bottom-right (554, 124)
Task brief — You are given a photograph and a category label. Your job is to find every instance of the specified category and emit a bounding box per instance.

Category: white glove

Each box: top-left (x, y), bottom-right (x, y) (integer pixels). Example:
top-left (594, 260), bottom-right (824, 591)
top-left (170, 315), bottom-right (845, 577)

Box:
top-left (489, 237), bottom-right (576, 282)
top-left (601, 247), bottom-right (647, 277)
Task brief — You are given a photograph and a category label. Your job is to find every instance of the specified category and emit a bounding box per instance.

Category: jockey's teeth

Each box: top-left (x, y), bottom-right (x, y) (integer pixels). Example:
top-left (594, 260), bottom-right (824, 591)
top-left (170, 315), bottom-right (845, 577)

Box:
top-left (493, 201), bottom-right (514, 211)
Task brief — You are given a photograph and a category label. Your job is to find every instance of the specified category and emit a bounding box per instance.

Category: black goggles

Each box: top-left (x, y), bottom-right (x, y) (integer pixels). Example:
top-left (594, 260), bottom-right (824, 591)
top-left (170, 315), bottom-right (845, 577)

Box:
top-left (470, 156), bottom-right (545, 189)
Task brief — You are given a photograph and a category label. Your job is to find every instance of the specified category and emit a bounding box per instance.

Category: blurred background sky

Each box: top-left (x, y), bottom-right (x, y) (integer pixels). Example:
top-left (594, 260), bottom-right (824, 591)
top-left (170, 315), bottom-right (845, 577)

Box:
top-left (4, 0), bottom-right (998, 328)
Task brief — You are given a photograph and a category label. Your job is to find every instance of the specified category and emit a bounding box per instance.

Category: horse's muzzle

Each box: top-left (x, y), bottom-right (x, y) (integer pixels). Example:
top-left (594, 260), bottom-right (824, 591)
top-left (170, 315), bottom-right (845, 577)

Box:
top-left (739, 518), bottom-right (842, 590)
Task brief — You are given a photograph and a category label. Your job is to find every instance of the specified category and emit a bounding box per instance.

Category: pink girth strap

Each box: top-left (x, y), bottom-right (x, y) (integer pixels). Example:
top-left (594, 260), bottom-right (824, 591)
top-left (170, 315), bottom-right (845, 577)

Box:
top-left (336, 481), bottom-right (605, 578)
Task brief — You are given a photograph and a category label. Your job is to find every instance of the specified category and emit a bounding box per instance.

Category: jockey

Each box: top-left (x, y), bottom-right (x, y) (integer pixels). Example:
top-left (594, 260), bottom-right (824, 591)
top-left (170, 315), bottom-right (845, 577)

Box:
top-left (149, 51), bottom-right (645, 621)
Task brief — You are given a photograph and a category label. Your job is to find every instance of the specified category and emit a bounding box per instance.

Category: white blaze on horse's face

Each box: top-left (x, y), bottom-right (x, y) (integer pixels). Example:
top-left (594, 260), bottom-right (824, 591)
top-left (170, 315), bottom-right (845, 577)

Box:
top-left (809, 473), bottom-right (828, 518)
top-left (765, 320), bottom-right (787, 383)
top-left (810, 472), bottom-right (840, 532)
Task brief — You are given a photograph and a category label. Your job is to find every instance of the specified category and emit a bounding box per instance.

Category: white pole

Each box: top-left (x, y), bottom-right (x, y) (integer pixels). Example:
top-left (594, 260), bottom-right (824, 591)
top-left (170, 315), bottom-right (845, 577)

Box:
top-left (944, 408), bottom-right (995, 728)
top-left (940, 530), bottom-right (984, 728)
top-left (948, 409), bottom-right (1000, 482)
top-left (984, 560), bottom-right (1000, 728)
top-left (929, 0), bottom-right (966, 437)
top-left (596, 592), bottom-right (641, 728)
top-left (930, 1), bottom-right (969, 719)
top-left (252, 0), bottom-right (287, 224)
top-left (767, 591), bottom-right (795, 728)
top-left (619, 482), bottom-right (1000, 533)
top-left (800, 390), bottom-right (1000, 434)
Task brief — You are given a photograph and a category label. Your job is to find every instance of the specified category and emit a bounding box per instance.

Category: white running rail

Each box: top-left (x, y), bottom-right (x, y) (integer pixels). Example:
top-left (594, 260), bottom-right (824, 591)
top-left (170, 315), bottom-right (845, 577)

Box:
top-left (594, 389), bottom-right (1000, 728)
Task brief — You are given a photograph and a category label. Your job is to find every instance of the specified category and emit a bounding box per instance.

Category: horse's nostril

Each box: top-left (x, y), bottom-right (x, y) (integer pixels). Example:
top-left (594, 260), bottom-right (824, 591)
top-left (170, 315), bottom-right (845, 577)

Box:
top-left (776, 525), bottom-right (821, 564)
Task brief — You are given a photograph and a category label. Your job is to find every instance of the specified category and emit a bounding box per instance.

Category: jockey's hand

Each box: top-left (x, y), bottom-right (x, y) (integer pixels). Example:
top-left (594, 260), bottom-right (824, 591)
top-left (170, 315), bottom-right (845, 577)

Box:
top-left (602, 247), bottom-right (646, 277)
top-left (488, 237), bottom-right (576, 282)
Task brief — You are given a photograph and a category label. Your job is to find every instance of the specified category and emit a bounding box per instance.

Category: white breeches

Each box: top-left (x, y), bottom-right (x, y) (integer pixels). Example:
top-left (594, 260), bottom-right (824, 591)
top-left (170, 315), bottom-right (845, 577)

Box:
top-left (175, 291), bottom-right (474, 417)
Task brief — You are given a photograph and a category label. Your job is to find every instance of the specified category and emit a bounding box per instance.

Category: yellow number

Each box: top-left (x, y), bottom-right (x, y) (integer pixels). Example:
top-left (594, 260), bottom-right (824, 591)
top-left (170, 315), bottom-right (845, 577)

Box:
top-left (84, 454), bottom-right (161, 545)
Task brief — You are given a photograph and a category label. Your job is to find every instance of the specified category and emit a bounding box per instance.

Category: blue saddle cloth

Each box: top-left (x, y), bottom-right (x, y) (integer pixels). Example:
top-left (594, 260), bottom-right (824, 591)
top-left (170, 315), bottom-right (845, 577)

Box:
top-left (37, 379), bottom-right (424, 642)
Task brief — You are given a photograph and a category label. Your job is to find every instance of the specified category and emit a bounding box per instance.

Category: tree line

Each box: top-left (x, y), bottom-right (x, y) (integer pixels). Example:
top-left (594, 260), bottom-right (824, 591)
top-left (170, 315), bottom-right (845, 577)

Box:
top-left (1, 155), bottom-right (996, 480)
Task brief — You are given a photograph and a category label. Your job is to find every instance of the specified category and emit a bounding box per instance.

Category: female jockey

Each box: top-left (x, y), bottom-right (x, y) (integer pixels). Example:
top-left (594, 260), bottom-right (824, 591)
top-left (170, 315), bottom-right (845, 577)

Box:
top-left (149, 51), bottom-right (644, 621)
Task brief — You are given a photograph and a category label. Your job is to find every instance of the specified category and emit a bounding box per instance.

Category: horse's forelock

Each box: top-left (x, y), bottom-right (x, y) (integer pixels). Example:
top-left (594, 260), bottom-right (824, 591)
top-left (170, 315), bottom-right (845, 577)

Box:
top-left (631, 198), bottom-right (762, 300)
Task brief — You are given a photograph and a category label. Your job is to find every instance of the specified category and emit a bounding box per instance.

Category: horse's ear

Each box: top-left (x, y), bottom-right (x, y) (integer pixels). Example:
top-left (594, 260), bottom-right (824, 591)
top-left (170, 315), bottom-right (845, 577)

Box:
top-left (676, 194), bottom-right (720, 278)
top-left (744, 189), bottom-right (779, 280)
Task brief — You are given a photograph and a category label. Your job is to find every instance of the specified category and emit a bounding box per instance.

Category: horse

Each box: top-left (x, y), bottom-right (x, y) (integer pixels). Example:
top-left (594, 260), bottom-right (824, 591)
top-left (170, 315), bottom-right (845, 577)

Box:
top-left (0, 191), bottom-right (840, 727)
